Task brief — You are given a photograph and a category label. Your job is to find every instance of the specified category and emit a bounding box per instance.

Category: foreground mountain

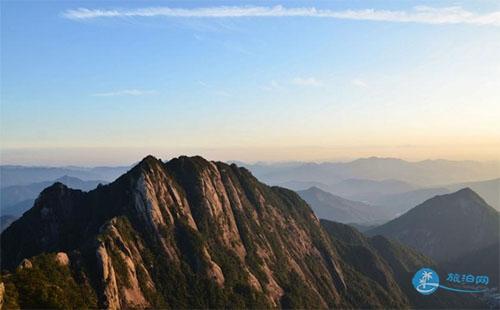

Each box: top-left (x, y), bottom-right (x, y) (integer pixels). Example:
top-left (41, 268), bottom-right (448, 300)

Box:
top-left (297, 187), bottom-right (385, 223)
top-left (1, 155), bottom-right (347, 308)
top-left (367, 188), bottom-right (500, 262)
top-left (0, 215), bottom-right (17, 232)
top-left (0, 156), bottom-right (488, 309)
top-left (0, 176), bottom-right (105, 216)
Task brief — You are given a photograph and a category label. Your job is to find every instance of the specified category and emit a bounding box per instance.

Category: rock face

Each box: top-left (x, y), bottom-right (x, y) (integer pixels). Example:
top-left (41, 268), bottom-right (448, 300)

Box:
top-left (17, 259), bottom-right (32, 270)
top-left (367, 188), bottom-right (500, 262)
top-left (0, 156), bottom-right (489, 309)
top-left (54, 252), bottom-right (69, 266)
top-left (0, 282), bottom-right (4, 309)
top-left (1, 155), bottom-right (348, 308)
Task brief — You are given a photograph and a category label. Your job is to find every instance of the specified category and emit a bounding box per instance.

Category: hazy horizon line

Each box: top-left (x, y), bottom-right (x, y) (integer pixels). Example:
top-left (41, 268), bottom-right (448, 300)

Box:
top-left (1, 153), bottom-right (498, 168)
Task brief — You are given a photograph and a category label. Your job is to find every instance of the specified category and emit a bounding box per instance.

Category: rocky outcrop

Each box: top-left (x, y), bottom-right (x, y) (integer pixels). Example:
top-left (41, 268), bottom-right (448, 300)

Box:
top-left (2, 155), bottom-right (350, 308)
top-left (17, 259), bottom-right (32, 270)
top-left (54, 252), bottom-right (69, 266)
top-left (0, 282), bottom-right (5, 309)
top-left (1, 155), bottom-right (487, 309)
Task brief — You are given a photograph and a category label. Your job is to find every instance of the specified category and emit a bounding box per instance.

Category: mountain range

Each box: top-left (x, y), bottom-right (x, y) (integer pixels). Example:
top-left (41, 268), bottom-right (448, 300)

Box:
top-left (297, 187), bottom-right (386, 224)
top-left (0, 165), bottom-right (128, 188)
top-left (285, 177), bottom-right (499, 222)
top-left (0, 155), bottom-right (488, 309)
top-left (244, 157), bottom-right (499, 187)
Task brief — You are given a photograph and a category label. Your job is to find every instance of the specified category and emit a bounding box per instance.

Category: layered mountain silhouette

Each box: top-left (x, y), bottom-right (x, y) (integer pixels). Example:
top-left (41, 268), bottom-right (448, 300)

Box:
top-left (0, 165), bottom-right (127, 187)
top-left (297, 186), bottom-right (386, 223)
top-left (370, 178), bottom-right (500, 214)
top-left (0, 156), bottom-right (488, 309)
top-left (367, 188), bottom-right (500, 262)
top-left (246, 157), bottom-right (499, 187)
top-left (1, 175), bottom-right (105, 216)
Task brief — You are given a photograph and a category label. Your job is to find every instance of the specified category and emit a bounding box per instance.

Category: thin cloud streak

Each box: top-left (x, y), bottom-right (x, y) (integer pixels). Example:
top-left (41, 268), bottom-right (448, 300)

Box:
top-left (62, 5), bottom-right (500, 26)
top-left (92, 89), bottom-right (156, 97)
top-left (291, 77), bottom-right (323, 87)
top-left (351, 79), bottom-right (368, 88)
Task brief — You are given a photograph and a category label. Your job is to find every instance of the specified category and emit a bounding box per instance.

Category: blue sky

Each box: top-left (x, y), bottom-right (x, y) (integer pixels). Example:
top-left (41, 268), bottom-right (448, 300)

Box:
top-left (1, 1), bottom-right (499, 165)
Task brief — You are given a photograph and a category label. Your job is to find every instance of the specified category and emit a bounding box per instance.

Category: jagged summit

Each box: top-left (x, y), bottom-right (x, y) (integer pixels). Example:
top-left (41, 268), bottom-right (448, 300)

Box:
top-left (123, 154), bottom-right (164, 176)
top-left (1, 155), bottom-right (346, 309)
top-left (40, 181), bottom-right (70, 192)
top-left (1, 155), bottom-right (488, 309)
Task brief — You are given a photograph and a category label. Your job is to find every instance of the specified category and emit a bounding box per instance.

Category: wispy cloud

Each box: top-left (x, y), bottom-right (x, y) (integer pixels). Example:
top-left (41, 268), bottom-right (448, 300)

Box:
top-left (291, 77), bottom-right (323, 87)
top-left (197, 80), bottom-right (208, 87)
top-left (351, 79), bottom-right (368, 88)
top-left (213, 90), bottom-right (231, 97)
top-left (261, 80), bottom-right (281, 91)
top-left (62, 5), bottom-right (500, 26)
top-left (92, 89), bottom-right (156, 97)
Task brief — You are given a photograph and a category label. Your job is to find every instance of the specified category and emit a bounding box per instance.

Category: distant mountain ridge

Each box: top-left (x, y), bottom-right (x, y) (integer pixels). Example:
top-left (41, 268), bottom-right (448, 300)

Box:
top-left (297, 187), bottom-right (386, 223)
top-left (370, 178), bottom-right (500, 214)
top-left (0, 165), bottom-right (128, 187)
top-left (0, 155), bottom-right (485, 309)
top-left (0, 176), bottom-right (106, 216)
top-left (284, 177), bottom-right (500, 220)
top-left (244, 157), bottom-right (499, 187)
top-left (367, 188), bottom-right (500, 262)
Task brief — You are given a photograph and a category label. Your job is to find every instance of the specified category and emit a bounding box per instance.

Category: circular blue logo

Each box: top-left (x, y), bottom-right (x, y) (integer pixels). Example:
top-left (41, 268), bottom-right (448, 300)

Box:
top-left (412, 268), bottom-right (440, 295)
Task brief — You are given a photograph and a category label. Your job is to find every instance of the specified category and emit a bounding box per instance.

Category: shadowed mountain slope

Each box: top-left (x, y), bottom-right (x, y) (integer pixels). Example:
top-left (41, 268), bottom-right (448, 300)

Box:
top-left (321, 220), bottom-right (486, 309)
top-left (367, 188), bottom-right (500, 262)
top-left (0, 156), bottom-right (489, 309)
top-left (1, 156), bottom-right (348, 309)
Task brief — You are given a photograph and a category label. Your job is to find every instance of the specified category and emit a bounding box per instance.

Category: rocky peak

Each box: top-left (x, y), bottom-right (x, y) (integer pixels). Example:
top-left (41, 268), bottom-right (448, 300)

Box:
top-left (2, 155), bottom-right (353, 308)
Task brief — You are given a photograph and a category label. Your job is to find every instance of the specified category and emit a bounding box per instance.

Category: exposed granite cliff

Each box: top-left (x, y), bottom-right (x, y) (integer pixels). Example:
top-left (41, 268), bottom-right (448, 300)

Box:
top-left (0, 155), bottom-right (488, 309)
top-left (1, 155), bottom-right (347, 308)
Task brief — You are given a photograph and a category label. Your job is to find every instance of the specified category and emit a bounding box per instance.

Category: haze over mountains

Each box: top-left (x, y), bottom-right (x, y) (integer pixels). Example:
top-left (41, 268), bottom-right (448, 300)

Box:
top-left (367, 188), bottom-right (500, 262)
top-left (0, 176), bottom-right (106, 217)
top-left (241, 157), bottom-right (499, 214)
top-left (0, 165), bottom-right (128, 187)
top-left (1, 155), bottom-right (490, 309)
top-left (2, 157), bottom-right (498, 225)
top-left (243, 157), bottom-right (499, 187)
top-left (297, 187), bottom-right (386, 224)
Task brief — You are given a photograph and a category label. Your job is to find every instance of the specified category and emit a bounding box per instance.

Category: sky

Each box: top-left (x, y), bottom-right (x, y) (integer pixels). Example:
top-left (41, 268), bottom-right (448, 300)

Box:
top-left (1, 1), bottom-right (500, 165)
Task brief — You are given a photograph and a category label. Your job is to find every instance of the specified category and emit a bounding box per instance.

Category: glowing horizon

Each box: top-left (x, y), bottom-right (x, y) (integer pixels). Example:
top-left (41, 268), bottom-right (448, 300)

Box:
top-left (1, 1), bottom-right (499, 165)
